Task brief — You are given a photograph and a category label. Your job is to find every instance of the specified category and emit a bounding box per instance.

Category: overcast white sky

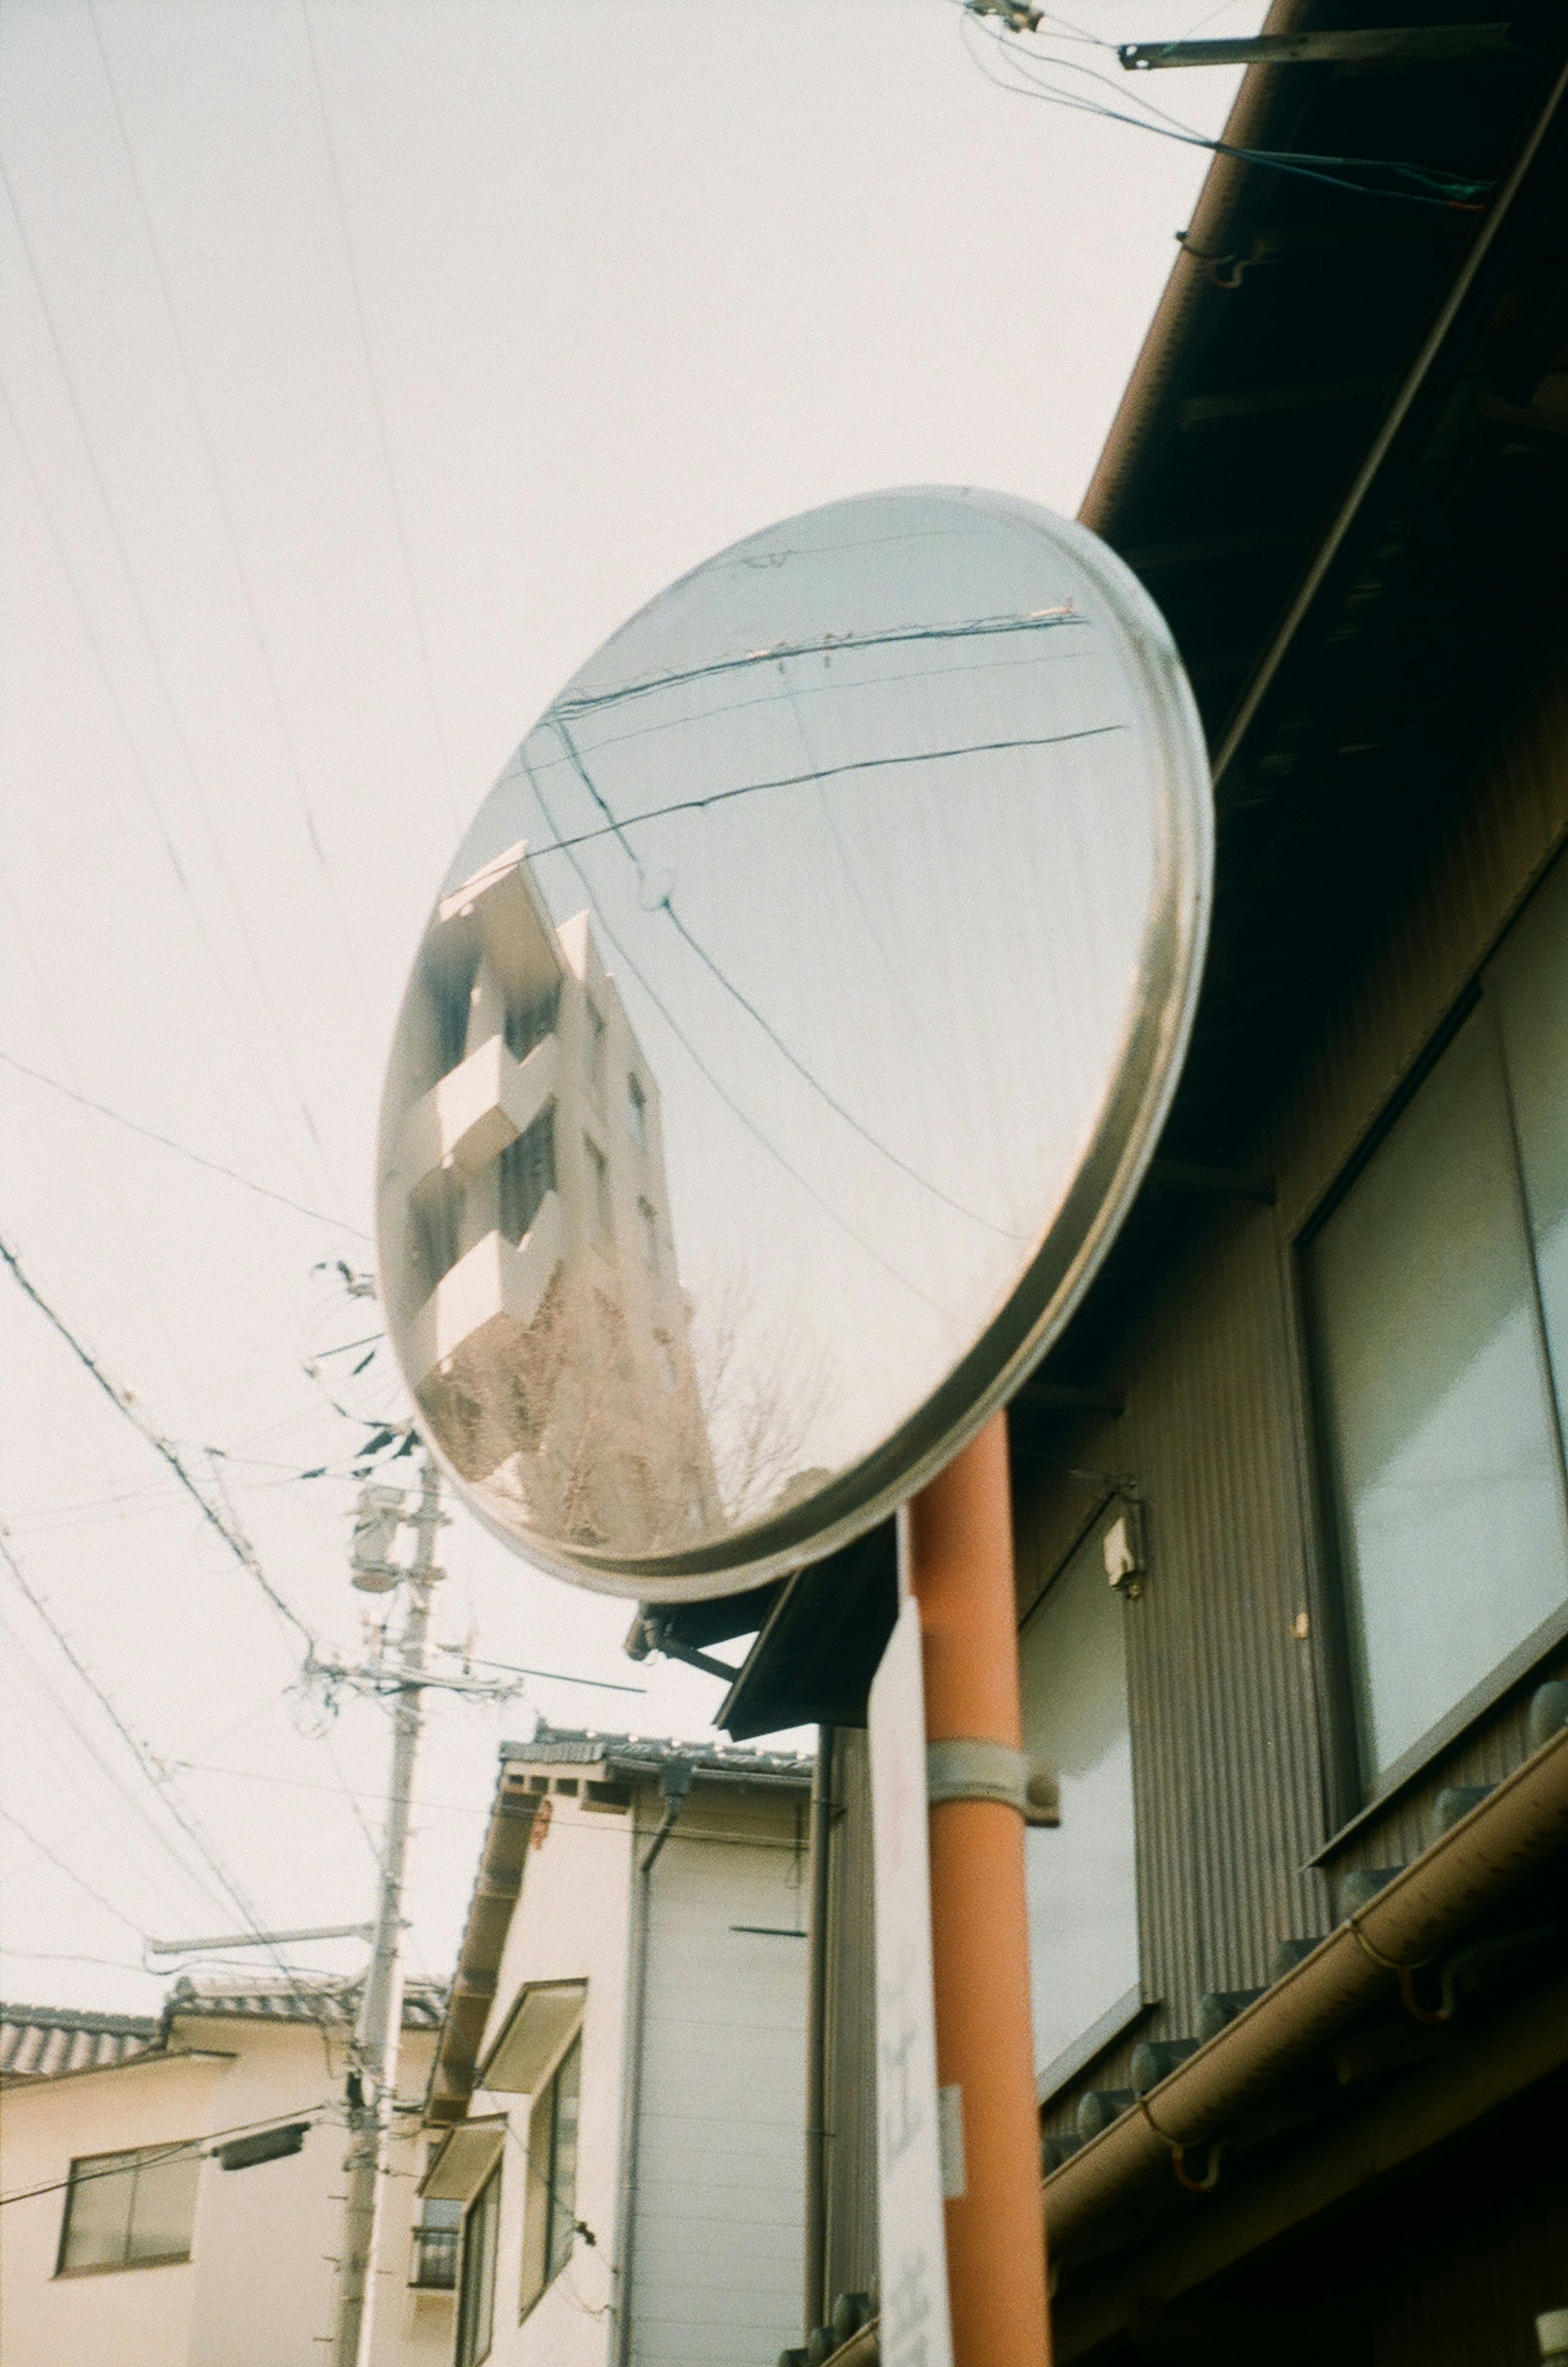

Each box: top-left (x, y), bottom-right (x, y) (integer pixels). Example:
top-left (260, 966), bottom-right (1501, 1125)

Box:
top-left (0, 0), bottom-right (1256, 2017)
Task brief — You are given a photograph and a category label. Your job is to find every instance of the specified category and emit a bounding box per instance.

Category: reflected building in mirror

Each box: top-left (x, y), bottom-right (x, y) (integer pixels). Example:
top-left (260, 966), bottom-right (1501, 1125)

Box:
top-left (379, 844), bottom-right (719, 1553)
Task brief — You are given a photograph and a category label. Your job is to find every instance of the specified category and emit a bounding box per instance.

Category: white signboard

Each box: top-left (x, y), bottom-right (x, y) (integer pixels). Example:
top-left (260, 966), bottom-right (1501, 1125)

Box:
top-left (868, 1587), bottom-right (954, 2367)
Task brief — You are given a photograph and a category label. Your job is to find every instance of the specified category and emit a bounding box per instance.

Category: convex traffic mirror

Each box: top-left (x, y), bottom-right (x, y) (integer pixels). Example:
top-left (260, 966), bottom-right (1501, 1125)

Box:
top-left (377, 488), bottom-right (1211, 1600)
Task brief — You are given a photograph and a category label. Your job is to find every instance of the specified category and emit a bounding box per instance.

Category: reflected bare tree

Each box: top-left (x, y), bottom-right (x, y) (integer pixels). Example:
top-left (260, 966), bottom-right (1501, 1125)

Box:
top-left (690, 1268), bottom-right (841, 1529)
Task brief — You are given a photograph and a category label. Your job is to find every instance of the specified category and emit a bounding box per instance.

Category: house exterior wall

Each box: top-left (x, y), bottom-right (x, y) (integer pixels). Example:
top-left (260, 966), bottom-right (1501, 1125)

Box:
top-left (466, 1782), bottom-right (635, 2367)
top-left (0, 2018), bottom-right (441, 2367)
top-left (453, 1759), bottom-right (809, 2367)
top-left (630, 1786), bottom-right (808, 2367)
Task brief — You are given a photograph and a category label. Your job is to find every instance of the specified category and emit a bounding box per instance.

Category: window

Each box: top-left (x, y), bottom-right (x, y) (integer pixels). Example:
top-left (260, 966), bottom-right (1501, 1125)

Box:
top-left (587, 1003), bottom-right (607, 1104)
top-left (410, 2195), bottom-right (462, 2290)
top-left (57, 2142), bottom-right (201, 2275)
top-left (586, 1140), bottom-right (612, 1246)
top-left (430, 948), bottom-right (481, 1081)
top-left (519, 2034), bottom-right (582, 2318)
top-left (412, 1168), bottom-right (464, 1297)
top-left (1018, 1516), bottom-right (1140, 2094)
top-left (1307, 850), bottom-right (1568, 1788)
top-left (637, 1197), bottom-right (659, 1271)
top-left (499, 1106), bottom-right (557, 1244)
top-left (503, 983), bottom-right (559, 1065)
top-left (455, 2165), bottom-right (500, 2367)
top-left (627, 1072), bottom-right (648, 1147)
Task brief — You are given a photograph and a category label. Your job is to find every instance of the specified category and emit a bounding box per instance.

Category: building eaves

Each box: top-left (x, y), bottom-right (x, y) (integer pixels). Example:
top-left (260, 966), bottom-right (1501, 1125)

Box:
top-left (425, 1765), bottom-right (546, 2130)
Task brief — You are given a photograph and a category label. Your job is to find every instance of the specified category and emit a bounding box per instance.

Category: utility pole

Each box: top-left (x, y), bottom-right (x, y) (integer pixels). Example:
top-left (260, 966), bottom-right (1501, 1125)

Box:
top-left (332, 1458), bottom-right (443, 2367)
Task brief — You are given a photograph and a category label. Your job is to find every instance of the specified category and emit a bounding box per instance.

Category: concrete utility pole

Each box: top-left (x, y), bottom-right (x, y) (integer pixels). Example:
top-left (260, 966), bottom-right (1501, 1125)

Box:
top-left (332, 1459), bottom-right (443, 2367)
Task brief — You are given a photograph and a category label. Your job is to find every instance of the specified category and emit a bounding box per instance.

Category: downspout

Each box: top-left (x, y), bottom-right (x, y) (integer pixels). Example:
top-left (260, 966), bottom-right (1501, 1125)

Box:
top-left (612, 1759), bottom-right (693, 2367)
top-left (803, 1725), bottom-right (836, 2338)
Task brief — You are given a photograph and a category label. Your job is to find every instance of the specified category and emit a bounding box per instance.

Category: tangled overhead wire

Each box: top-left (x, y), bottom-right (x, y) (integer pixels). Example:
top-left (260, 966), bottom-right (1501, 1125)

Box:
top-left (956, 0), bottom-right (1492, 211)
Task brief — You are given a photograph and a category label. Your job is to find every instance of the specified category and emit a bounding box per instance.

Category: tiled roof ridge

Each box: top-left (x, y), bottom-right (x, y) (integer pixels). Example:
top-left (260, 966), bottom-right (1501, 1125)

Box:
top-left (1, 2001), bottom-right (161, 2037)
top-left (501, 1720), bottom-right (813, 1776)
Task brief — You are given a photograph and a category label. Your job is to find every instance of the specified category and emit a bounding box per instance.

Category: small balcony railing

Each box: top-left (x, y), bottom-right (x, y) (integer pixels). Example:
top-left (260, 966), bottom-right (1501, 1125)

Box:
top-left (410, 2224), bottom-right (459, 2291)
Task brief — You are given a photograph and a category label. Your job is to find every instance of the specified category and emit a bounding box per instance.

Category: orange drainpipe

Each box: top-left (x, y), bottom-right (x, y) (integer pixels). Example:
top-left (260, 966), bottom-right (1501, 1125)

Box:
top-left (909, 1413), bottom-right (1051, 2367)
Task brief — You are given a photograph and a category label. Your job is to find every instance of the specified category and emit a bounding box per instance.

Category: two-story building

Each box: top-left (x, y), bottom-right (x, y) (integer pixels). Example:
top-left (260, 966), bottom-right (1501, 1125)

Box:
top-left (418, 1725), bottom-right (813, 2367)
top-left (0, 1973), bottom-right (450, 2365)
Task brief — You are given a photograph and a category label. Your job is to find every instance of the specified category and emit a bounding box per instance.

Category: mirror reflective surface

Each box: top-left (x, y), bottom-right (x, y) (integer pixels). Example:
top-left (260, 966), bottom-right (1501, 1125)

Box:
top-left (377, 489), bottom-right (1211, 1598)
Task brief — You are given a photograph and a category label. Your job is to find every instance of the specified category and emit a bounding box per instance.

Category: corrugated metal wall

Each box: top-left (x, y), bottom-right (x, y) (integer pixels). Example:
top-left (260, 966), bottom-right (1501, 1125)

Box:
top-left (1018, 646), bottom-right (1568, 2142)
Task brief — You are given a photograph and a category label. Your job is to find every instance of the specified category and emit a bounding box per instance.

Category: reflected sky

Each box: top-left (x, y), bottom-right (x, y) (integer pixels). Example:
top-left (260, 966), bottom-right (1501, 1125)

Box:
top-left (383, 488), bottom-right (1206, 1587)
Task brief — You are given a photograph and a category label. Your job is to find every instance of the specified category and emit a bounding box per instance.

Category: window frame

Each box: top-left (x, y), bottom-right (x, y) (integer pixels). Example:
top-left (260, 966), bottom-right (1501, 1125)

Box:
top-left (454, 2162), bottom-right (501, 2367)
top-left (518, 2030), bottom-right (583, 2322)
top-left (54, 2140), bottom-right (202, 2278)
top-left (1297, 869), bottom-right (1568, 1828)
top-left (1016, 1501), bottom-right (1148, 2104)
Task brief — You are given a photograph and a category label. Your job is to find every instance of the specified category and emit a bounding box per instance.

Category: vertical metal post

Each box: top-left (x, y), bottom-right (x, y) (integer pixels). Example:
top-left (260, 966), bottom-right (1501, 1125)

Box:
top-left (333, 1460), bottom-right (442, 2367)
top-left (909, 1414), bottom-right (1050, 2367)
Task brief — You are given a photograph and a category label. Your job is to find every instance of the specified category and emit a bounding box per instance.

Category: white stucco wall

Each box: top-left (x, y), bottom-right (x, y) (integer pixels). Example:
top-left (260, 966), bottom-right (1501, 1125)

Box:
top-left (0, 2016), bottom-right (443, 2367)
top-left (470, 1786), bottom-right (635, 2367)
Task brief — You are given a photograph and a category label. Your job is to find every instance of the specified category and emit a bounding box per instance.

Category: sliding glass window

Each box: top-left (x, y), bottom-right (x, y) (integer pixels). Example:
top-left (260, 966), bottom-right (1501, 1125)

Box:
top-left (1307, 849), bottom-right (1568, 1788)
top-left (1018, 1513), bottom-right (1141, 2094)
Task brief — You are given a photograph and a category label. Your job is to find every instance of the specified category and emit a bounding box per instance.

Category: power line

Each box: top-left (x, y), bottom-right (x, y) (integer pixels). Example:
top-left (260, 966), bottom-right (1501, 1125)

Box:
top-left (72, 4), bottom-right (376, 1032)
top-left (0, 1050), bottom-right (368, 1236)
top-left (0, 1803), bottom-right (148, 1937)
top-left (519, 722), bottom-right (1125, 860)
top-left (432, 1648), bottom-right (645, 1696)
top-left (0, 279), bottom-right (332, 1191)
top-left (0, 1234), bottom-right (318, 1649)
top-left (0, 1591), bottom-right (235, 1919)
top-left (548, 607), bottom-right (1085, 719)
top-left (0, 1526), bottom-right (339, 2026)
top-left (296, 0), bottom-right (463, 838)
top-left (0, 2101), bottom-right (341, 2209)
top-left (518, 753), bottom-right (955, 1319)
top-left (548, 715), bottom-right (1021, 1239)
top-left (956, 10), bottom-right (1492, 207)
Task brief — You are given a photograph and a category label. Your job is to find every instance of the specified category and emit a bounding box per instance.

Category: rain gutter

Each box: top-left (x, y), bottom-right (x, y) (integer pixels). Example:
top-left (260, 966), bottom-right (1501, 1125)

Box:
top-left (611, 1763), bottom-right (692, 2367)
top-left (1042, 1722), bottom-right (1568, 2259)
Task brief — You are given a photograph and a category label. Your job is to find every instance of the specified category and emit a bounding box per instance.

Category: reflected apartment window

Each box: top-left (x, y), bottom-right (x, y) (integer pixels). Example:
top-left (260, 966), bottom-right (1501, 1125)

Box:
top-left (627, 1072), bottom-right (648, 1147)
top-left (637, 1197), bottom-right (659, 1271)
top-left (57, 2142), bottom-right (201, 2275)
top-left (454, 2165), bottom-right (500, 2367)
top-left (1307, 849), bottom-right (1568, 1788)
top-left (586, 1140), bottom-right (613, 1247)
top-left (412, 1169), bottom-right (464, 1299)
top-left (1018, 1516), bottom-right (1140, 2095)
top-left (503, 983), bottom-right (559, 1065)
top-left (519, 2034), bottom-right (582, 2318)
top-left (499, 1107), bottom-right (557, 1245)
top-left (588, 1004), bottom-right (608, 1105)
top-left (429, 948), bottom-right (481, 1083)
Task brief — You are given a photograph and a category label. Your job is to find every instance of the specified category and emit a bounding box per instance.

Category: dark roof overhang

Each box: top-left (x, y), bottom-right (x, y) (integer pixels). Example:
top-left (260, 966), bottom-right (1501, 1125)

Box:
top-left (693, 0), bottom-right (1568, 1738)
